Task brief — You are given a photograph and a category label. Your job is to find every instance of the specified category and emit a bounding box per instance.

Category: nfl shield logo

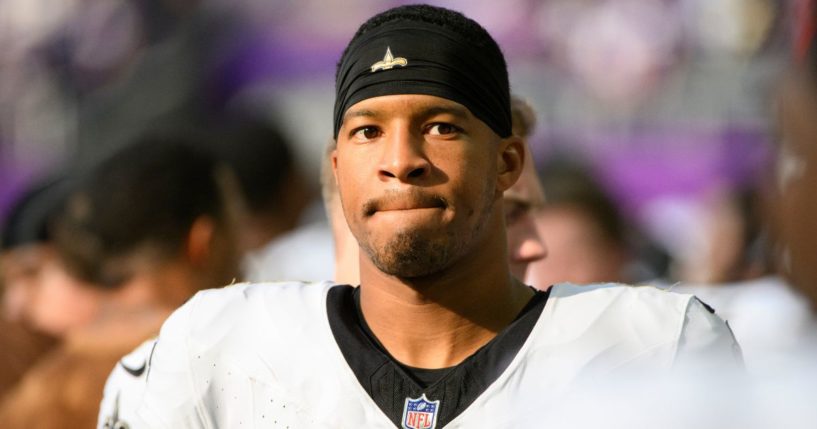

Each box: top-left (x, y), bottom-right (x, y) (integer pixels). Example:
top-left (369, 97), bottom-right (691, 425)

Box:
top-left (401, 394), bottom-right (440, 429)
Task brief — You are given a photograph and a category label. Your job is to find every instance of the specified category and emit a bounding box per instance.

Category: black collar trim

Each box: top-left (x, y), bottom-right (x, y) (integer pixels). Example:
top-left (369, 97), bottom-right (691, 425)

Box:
top-left (327, 285), bottom-right (549, 428)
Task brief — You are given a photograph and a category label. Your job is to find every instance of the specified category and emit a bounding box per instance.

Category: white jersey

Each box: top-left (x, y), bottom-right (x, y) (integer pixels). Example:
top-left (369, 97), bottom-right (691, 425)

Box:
top-left (673, 276), bottom-right (816, 373)
top-left (98, 282), bottom-right (741, 428)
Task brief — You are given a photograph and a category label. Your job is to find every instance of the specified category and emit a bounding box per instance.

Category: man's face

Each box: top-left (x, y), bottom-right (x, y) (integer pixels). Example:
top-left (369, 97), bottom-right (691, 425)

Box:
top-left (504, 153), bottom-right (547, 279)
top-left (333, 94), bottom-right (511, 278)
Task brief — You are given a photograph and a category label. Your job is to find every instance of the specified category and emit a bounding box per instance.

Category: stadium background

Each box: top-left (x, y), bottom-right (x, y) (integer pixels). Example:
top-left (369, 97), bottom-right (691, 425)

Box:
top-left (0, 0), bottom-right (796, 281)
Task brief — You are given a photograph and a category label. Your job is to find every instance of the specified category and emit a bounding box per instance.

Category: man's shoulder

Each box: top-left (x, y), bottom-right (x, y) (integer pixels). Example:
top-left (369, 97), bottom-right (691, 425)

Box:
top-left (151, 281), bottom-right (338, 358)
top-left (548, 282), bottom-right (697, 314)
top-left (537, 282), bottom-right (741, 368)
top-left (191, 280), bottom-right (337, 306)
top-left (548, 282), bottom-right (732, 329)
top-left (543, 282), bottom-right (714, 347)
top-left (180, 280), bottom-right (336, 325)
top-left (118, 281), bottom-right (347, 427)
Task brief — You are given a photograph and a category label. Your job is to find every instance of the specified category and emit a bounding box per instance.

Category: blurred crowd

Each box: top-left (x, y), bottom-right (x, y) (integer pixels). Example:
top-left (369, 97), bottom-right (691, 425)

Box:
top-left (0, 0), bottom-right (816, 427)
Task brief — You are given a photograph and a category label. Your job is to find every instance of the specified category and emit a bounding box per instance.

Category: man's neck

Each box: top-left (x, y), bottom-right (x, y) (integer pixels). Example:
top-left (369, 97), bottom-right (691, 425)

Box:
top-left (357, 237), bottom-right (533, 369)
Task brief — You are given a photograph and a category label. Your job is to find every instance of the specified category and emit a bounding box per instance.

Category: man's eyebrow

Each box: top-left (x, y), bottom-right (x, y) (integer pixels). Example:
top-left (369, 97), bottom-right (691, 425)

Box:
top-left (343, 109), bottom-right (378, 122)
top-left (342, 104), bottom-right (471, 122)
top-left (422, 105), bottom-right (470, 120)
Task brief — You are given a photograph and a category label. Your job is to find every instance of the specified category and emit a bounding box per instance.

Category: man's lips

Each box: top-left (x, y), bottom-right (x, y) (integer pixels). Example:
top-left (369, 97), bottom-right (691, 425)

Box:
top-left (363, 192), bottom-right (447, 216)
top-left (376, 204), bottom-right (442, 212)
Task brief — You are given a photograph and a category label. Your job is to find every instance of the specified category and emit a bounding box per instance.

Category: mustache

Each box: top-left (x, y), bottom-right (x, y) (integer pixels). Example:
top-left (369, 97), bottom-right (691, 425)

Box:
top-left (362, 190), bottom-right (448, 216)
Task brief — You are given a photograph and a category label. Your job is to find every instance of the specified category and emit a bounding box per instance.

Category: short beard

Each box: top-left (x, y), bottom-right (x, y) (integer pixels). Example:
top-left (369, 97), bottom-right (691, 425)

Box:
top-left (360, 192), bottom-right (496, 279)
top-left (365, 229), bottom-right (455, 278)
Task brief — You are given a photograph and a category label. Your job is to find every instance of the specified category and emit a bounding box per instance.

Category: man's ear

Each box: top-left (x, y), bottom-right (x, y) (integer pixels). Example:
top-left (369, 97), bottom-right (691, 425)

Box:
top-left (496, 136), bottom-right (525, 193)
top-left (186, 216), bottom-right (216, 266)
top-left (331, 146), bottom-right (339, 183)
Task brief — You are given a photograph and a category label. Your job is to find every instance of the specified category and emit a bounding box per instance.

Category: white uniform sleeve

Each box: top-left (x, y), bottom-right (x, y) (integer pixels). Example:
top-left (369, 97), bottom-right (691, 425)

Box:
top-left (134, 294), bottom-right (212, 428)
top-left (97, 339), bottom-right (156, 429)
top-left (674, 297), bottom-right (744, 370)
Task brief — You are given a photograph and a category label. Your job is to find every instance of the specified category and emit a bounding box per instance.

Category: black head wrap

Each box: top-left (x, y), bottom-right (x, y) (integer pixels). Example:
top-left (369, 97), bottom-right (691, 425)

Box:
top-left (334, 19), bottom-right (511, 138)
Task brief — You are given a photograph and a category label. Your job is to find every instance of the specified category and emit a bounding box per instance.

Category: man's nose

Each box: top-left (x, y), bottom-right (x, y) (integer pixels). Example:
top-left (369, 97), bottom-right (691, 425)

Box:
top-left (377, 129), bottom-right (430, 182)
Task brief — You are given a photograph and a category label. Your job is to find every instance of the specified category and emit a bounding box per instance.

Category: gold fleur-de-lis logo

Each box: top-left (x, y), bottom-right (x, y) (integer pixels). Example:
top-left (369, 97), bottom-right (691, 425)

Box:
top-left (370, 47), bottom-right (408, 72)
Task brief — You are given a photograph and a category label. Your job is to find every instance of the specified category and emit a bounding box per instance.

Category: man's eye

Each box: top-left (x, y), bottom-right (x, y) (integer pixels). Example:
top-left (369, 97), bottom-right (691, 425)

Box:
top-left (353, 127), bottom-right (380, 140)
top-left (427, 123), bottom-right (459, 136)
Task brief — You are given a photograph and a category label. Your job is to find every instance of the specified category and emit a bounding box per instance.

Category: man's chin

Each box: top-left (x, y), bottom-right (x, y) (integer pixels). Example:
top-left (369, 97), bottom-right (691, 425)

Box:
top-left (370, 250), bottom-right (450, 279)
top-left (376, 263), bottom-right (439, 280)
top-left (365, 234), bottom-right (453, 279)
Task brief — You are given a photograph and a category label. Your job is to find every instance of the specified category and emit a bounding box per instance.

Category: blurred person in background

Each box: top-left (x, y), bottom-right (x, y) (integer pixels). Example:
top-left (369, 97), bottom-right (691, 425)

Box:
top-left (322, 136), bottom-right (361, 285)
top-left (775, 57), bottom-right (817, 315)
top-left (640, 1), bottom-right (817, 372)
top-left (244, 135), bottom-right (351, 284)
top-left (505, 97), bottom-right (548, 280)
top-left (672, 183), bottom-right (813, 372)
top-left (674, 12), bottom-right (817, 427)
top-left (525, 158), bottom-right (634, 289)
top-left (663, 185), bottom-right (776, 285)
top-left (0, 179), bottom-right (67, 398)
top-left (690, 188), bottom-right (773, 284)
top-left (1, 178), bottom-right (110, 340)
top-left (1, 178), bottom-right (83, 331)
top-left (211, 116), bottom-right (339, 283)
top-left (207, 117), bottom-right (313, 253)
top-left (0, 132), bottom-right (243, 429)
top-left (520, 154), bottom-right (810, 370)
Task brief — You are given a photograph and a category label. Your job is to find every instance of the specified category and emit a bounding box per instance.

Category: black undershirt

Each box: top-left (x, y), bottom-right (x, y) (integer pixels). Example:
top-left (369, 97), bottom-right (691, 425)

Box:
top-left (396, 365), bottom-right (452, 389)
top-left (352, 287), bottom-right (453, 388)
top-left (328, 285), bottom-right (549, 427)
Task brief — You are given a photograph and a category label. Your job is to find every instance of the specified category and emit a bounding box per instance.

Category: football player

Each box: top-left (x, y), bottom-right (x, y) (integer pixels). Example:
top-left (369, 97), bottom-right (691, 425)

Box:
top-left (100, 5), bottom-right (742, 428)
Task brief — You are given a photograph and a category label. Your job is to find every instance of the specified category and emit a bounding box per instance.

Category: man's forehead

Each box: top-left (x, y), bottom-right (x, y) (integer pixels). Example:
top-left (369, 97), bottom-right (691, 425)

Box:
top-left (342, 94), bottom-right (473, 123)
